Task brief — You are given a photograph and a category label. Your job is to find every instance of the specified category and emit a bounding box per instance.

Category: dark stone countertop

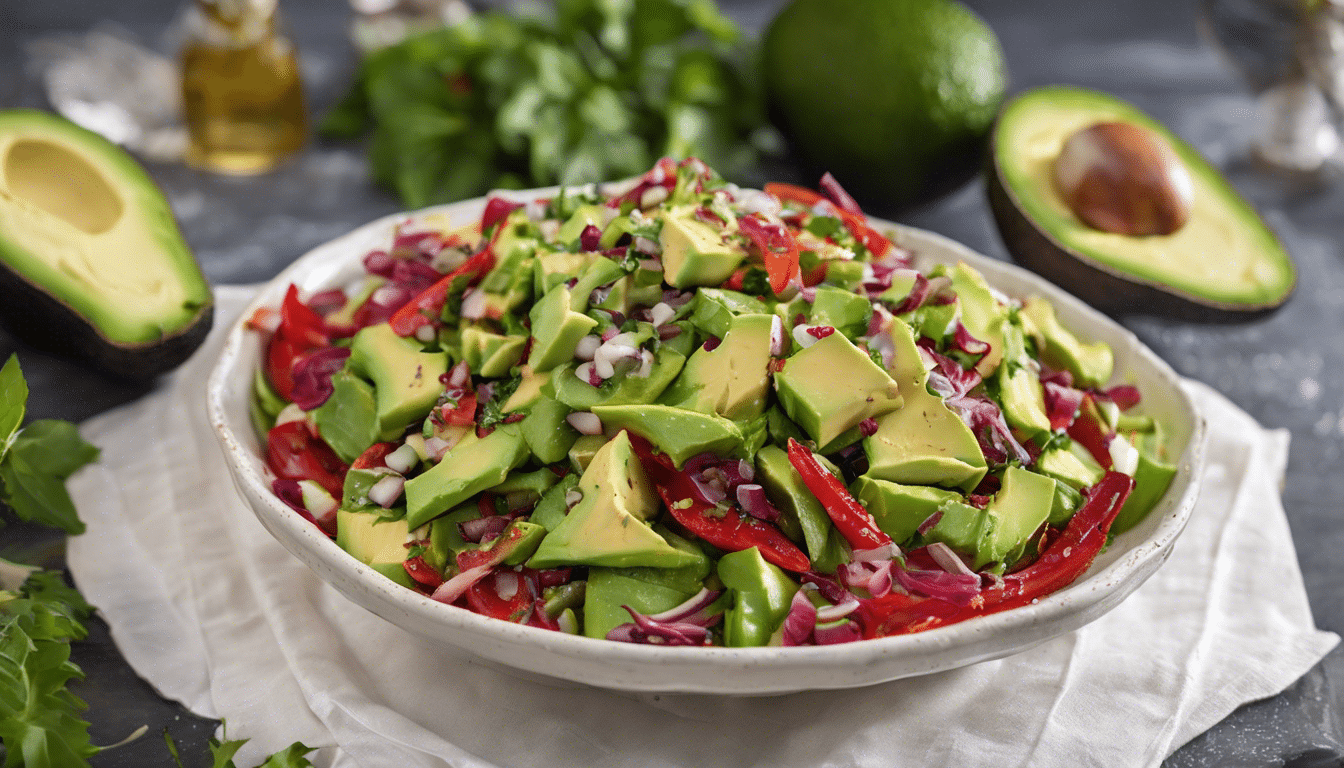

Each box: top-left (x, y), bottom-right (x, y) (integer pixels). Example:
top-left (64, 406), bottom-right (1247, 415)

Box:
top-left (2, 0), bottom-right (1342, 765)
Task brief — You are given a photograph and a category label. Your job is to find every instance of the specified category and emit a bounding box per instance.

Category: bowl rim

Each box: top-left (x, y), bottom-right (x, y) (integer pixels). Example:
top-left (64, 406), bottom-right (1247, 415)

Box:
top-left (205, 187), bottom-right (1207, 690)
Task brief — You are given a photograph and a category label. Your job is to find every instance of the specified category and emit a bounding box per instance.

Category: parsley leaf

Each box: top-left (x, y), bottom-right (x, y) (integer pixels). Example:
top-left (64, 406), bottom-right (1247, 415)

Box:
top-left (0, 355), bottom-right (27, 464)
top-left (0, 420), bottom-right (99, 535)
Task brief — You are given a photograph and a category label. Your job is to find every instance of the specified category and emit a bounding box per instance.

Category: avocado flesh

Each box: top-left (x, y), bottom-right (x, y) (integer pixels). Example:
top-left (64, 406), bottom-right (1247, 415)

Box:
top-left (0, 109), bottom-right (212, 378)
top-left (988, 86), bottom-right (1295, 320)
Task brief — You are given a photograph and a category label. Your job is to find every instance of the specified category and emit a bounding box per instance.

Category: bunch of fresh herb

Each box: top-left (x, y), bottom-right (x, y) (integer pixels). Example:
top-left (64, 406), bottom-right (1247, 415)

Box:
top-left (0, 354), bottom-right (313, 767)
top-left (322, 0), bottom-right (775, 207)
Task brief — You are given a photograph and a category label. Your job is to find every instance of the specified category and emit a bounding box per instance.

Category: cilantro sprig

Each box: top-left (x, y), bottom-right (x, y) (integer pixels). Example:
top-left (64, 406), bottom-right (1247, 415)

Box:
top-left (322, 0), bottom-right (773, 207)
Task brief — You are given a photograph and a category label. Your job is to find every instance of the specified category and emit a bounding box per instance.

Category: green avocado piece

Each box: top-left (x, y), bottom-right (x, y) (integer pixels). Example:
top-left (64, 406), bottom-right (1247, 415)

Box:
top-left (567, 434), bottom-right (607, 474)
top-left (550, 346), bottom-right (686, 410)
top-left (533, 248), bottom-right (596, 296)
top-left (1036, 443), bottom-right (1106, 491)
top-left (528, 431), bottom-right (698, 569)
top-left (658, 204), bottom-right (747, 288)
top-left (336, 509), bottom-right (414, 588)
top-left (311, 370), bottom-right (379, 463)
top-left (0, 110), bottom-right (214, 379)
top-left (581, 525), bottom-right (714, 639)
top-left (529, 474), bottom-right (580, 532)
top-left (923, 500), bottom-right (994, 560)
top-left (555, 203), bottom-right (609, 246)
top-left (976, 466), bottom-right (1056, 569)
top-left (1110, 436), bottom-right (1177, 535)
top-left (989, 85), bottom-right (1296, 319)
top-left (994, 322), bottom-right (1051, 437)
top-left (660, 313), bottom-right (774, 420)
top-left (590, 404), bottom-right (744, 469)
top-left (851, 476), bottom-right (963, 545)
top-left (1019, 297), bottom-right (1114, 389)
top-left (503, 366), bottom-right (551, 413)
top-left (949, 262), bottom-right (1008, 377)
top-left (808, 284), bottom-right (872, 340)
top-left (519, 396), bottom-right (579, 465)
top-left (690, 287), bottom-right (770, 339)
top-left (527, 283), bottom-right (599, 372)
top-left (347, 323), bottom-right (448, 442)
top-left (460, 325), bottom-right (527, 378)
top-left (568, 257), bottom-right (627, 312)
top-left (427, 503), bottom-right (484, 559)
top-left (403, 424), bottom-right (531, 529)
top-left (774, 332), bottom-right (903, 448)
top-left (755, 444), bottom-right (833, 563)
top-left (863, 317), bottom-right (987, 491)
top-left (718, 547), bottom-right (800, 648)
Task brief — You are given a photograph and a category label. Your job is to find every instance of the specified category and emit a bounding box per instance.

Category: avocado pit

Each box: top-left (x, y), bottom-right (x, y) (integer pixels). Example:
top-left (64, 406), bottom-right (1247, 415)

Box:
top-left (1052, 121), bottom-right (1193, 237)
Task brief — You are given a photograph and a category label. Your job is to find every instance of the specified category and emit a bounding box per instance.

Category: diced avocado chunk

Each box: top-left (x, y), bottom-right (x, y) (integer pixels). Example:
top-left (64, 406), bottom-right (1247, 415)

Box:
top-left (502, 366), bottom-right (551, 413)
top-left (976, 466), bottom-right (1056, 569)
top-left (949, 262), bottom-right (1008, 377)
top-left (660, 313), bottom-right (774, 420)
top-left (1036, 444), bottom-right (1106, 490)
top-left (923, 501), bottom-right (994, 561)
top-left (403, 424), bottom-right (530, 528)
top-left (533, 248), bottom-right (595, 296)
top-left (690, 287), bottom-right (769, 339)
top-left (718, 547), bottom-right (800, 648)
top-left (995, 322), bottom-right (1050, 437)
top-left (528, 431), bottom-right (699, 569)
top-left (550, 346), bottom-right (686, 410)
top-left (311, 370), bottom-right (379, 463)
top-left (863, 318), bottom-right (986, 490)
top-left (346, 323), bottom-right (449, 442)
top-left (1110, 438), bottom-right (1177, 535)
top-left (555, 203), bottom-right (608, 246)
top-left (520, 397), bottom-right (579, 465)
top-left (527, 283), bottom-right (599, 372)
top-left (658, 204), bottom-right (747, 288)
top-left (774, 332), bottom-right (903, 448)
top-left (529, 474), bottom-right (580, 532)
top-left (808, 284), bottom-right (872, 340)
top-left (567, 434), bottom-right (606, 474)
top-left (582, 568), bottom-right (695, 640)
top-left (461, 325), bottom-right (526, 378)
top-left (591, 404), bottom-right (744, 469)
top-left (851, 476), bottom-right (963, 544)
top-left (1019, 297), bottom-right (1114, 388)
top-left (568, 257), bottom-right (626, 312)
top-left (336, 509), bottom-right (413, 588)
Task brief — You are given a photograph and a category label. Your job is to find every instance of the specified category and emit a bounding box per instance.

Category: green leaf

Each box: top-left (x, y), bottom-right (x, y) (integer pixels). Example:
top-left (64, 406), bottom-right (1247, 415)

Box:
top-left (0, 355), bottom-right (27, 465)
top-left (256, 742), bottom-right (317, 768)
top-left (0, 570), bottom-right (97, 768)
top-left (8, 422), bottom-right (99, 482)
top-left (0, 450), bottom-right (86, 535)
top-left (207, 735), bottom-right (248, 768)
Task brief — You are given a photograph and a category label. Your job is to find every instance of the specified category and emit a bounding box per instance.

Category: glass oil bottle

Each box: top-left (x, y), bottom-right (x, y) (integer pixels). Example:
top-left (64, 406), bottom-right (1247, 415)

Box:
top-left (180, 0), bottom-right (308, 174)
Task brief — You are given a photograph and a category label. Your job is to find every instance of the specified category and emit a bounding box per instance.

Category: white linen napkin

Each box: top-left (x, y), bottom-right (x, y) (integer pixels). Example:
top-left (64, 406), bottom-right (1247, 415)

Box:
top-left (67, 286), bottom-right (1338, 768)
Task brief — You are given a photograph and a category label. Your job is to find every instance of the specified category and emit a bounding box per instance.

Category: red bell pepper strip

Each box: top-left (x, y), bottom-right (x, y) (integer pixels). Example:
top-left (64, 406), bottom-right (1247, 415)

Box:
top-left (737, 213), bottom-right (800, 296)
top-left (466, 569), bottom-right (537, 623)
top-left (785, 438), bottom-right (892, 551)
top-left (630, 436), bottom-right (810, 573)
top-left (402, 552), bottom-right (445, 590)
top-left (388, 247), bottom-right (497, 337)
top-left (764, 182), bottom-right (894, 259)
top-left (856, 471), bottom-right (1134, 638)
top-left (264, 285), bottom-right (334, 401)
top-left (1066, 393), bottom-right (1115, 468)
top-left (266, 420), bottom-right (349, 499)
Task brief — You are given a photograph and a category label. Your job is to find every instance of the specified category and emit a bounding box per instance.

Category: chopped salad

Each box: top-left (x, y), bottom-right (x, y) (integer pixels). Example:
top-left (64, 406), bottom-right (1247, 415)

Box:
top-left (248, 158), bottom-right (1176, 647)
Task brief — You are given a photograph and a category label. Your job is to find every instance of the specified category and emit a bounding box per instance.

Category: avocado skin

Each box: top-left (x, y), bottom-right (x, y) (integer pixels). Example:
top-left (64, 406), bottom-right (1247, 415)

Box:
top-left (0, 262), bottom-right (213, 380)
top-left (987, 169), bottom-right (1289, 323)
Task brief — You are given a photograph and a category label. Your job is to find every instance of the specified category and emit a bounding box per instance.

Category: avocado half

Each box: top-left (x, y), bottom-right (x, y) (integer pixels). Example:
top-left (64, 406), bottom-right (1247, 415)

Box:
top-left (987, 86), bottom-right (1296, 321)
top-left (0, 109), bottom-right (212, 378)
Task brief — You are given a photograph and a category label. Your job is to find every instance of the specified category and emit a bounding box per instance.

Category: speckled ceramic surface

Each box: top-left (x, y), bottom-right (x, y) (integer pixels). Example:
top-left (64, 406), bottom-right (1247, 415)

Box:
top-left (205, 190), bottom-right (1206, 694)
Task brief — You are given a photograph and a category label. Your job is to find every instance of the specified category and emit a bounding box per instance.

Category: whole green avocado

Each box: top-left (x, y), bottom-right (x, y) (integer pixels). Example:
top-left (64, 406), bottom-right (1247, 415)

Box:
top-left (762, 0), bottom-right (1007, 212)
top-left (0, 109), bottom-right (213, 379)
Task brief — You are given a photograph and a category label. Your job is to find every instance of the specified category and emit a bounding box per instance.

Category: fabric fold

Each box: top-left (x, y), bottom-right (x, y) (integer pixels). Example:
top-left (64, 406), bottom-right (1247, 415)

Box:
top-left (67, 286), bottom-right (1338, 768)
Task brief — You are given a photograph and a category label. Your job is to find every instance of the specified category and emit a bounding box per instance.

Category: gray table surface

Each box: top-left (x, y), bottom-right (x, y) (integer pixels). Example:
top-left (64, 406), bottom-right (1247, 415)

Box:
top-left (3, 0), bottom-right (1343, 765)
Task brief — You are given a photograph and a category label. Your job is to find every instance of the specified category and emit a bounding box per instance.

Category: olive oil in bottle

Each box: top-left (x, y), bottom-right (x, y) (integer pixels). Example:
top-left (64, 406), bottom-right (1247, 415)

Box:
top-left (180, 0), bottom-right (308, 174)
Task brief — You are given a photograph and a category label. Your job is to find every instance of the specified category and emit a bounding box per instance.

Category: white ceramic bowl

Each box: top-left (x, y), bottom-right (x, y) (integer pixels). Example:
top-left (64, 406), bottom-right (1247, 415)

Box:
top-left (206, 190), bottom-right (1206, 695)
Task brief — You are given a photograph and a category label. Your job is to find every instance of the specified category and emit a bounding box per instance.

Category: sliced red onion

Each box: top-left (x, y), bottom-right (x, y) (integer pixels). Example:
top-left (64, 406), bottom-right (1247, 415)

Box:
top-left (691, 473), bottom-right (728, 504)
top-left (893, 567), bottom-right (981, 607)
top-left (814, 591), bottom-right (861, 623)
top-left (635, 349), bottom-right (655, 378)
top-left (917, 511), bottom-right (943, 536)
top-left (650, 302), bottom-right (676, 327)
top-left (702, 336), bottom-right (721, 351)
top-left (445, 360), bottom-right (471, 389)
top-left (363, 249), bottom-right (395, 277)
top-left (367, 474), bottom-right (405, 508)
top-left (792, 324), bottom-right (820, 349)
top-left (866, 562), bottom-right (894, 598)
top-left (290, 346), bottom-right (352, 411)
top-left (606, 614), bottom-right (710, 646)
top-left (852, 542), bottom-right (900, 563)
top-left (951, 322), bottom-right (990, 357)
top-left (1103, 384), bottom-right (1142, 411)
top-left (799, 572), bottom-right (849, 604)
top-left (889, 273), bottom-right (932, 315)
top-left (638, 258), bottom-right (663, 272)
top-left (564, 489), bottom-right (584, 508)
top-left (813, 618), bottom-right (862, 645)
top-left (600, 327), bottom-right (619, 342)
top-left (1109, 436), bottom-right (1140, 476)
top-left (459, 289), bottom-right (487, 320)
top-left (926, 542), bottom-right (978, 578)
top-left (768, 315), bottom-right (787, 357)
top-left (307, 289), bottom-right (348, 316)
top-left (736, 483), bottom-right (781, 522)
top-left (740, 188), bottom-right (782, 216)
top-left (576, 362), bottom-right (603, 387)
top-left (634, 236), bottom-right (661, 255)
top-left (780, 588), bottom-right (819, 647)
top-left (640, 185), bottom-right (669, 209)
top-left (391, 258), bottom-right (442, 287)
top-left (384, 443), bottom-right (419, 474)
top-left (494, 570), bottom-right (520, 601)
top-left (459, 515), bottom-right (510, 544)
top-left (819, 171), bottom-right (864, 216)
top-left (859, 417), bottom-right (879, 437)
top-left (1043, 380), bottom-right (1085, 431)
top-left (646, 587), bottom-right (723, 625)
top-left (524, 199), bottom-right (548, 222)
top-left (657, 324), bottom-right (683, 341)
top-left (946, 393), bottom-right (1034, 466)
top-left (737, 459), bottom-right (755, 482)
top-left (424, 436), bottom-right (453, 462)
top-left (414, 324), bottom-right (436, 343)
top-left (431, 564), bottom-right (493, 604)
top-left (575, 335), bottom-right (601, 361)
top-left (566, 411), bottom-right (603, 435)
top-left (297, 480), bottom-right (337, 518)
